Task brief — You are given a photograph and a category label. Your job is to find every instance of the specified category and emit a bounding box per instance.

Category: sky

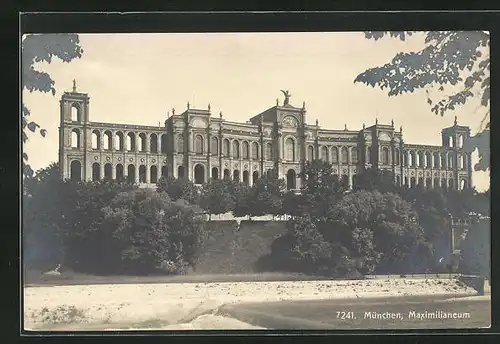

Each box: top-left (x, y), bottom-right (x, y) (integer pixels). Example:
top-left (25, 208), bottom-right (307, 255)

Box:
top-left (22, 32), bottom-right (490, 191)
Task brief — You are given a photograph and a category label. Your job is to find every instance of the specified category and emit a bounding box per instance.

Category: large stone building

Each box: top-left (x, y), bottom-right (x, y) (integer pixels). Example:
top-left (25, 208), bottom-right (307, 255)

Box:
top-left (59, 84), bottom-right (473, 190)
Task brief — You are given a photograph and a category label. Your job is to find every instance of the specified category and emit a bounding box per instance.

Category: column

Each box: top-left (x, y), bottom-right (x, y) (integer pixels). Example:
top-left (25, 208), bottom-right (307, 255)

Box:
top-left (100, 163), bottom-right (104, 181)
top-left (134, 164), bottom-right (139, 184)
top-left (146, 163), bottom-right (150, 184)
top-left (112, 164), bottom-right (116, 180)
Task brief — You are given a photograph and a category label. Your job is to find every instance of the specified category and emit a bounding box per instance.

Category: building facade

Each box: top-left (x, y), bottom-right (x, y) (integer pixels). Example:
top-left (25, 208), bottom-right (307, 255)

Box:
top-left (59, 85), bottom-right (473, 190)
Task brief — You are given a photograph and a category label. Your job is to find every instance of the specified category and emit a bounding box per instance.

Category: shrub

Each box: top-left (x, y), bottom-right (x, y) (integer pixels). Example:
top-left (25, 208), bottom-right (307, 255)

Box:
top-left (100, 189), bottom-right (206, 274)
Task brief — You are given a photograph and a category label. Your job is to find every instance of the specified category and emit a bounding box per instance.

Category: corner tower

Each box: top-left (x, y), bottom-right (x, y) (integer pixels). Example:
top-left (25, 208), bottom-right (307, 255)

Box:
top-left (58, 80), bottom-right (91, 181)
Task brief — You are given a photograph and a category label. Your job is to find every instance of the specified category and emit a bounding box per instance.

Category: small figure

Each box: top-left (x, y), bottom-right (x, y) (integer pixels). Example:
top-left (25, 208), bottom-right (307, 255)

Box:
top-left (276, 98), bottom-right (279, 106)
top-left (344, 124), bottom-right (348, 131)
top-left (316, 119), bottom-right (319, 126)
top-left (302, 101), bottom-right (306, 109)
top-left (391, 119), bottom-right (394, 127)
top-left (187, 102), bottom-right (190, 109)
top-left (363, 123), bottom-right (365, 130)
top-left (43, 263), bottom-right (61, 276)
top-left (208, 103), bottom-right (211, 111)
top-left (454, 116), bottom-right (458, 126)
top-left (375, 118), bottom-right (378, 125)
top-left (219, 111), bottom-right (223, 120)
top-left (172, 108), bottom-right (176, 116)
top-left (72, 79), bottom-right (77, 92)
top-left (400, 126), bottom-right (403, 133)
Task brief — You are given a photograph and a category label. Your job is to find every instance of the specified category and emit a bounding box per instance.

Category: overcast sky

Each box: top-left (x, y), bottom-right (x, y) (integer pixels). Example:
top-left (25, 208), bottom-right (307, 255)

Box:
top-left (22, 32), bottom-right (490, 191)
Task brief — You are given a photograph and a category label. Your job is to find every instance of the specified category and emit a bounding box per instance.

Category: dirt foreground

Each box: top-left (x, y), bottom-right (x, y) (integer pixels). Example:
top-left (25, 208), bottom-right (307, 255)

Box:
top-left (24, 278), bottom-right (477, 331)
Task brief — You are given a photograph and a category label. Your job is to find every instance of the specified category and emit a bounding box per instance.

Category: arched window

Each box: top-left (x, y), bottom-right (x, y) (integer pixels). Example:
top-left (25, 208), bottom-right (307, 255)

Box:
top-left (195, 134), bottom-right (204, 154)
top-left (139, 165), bottom-right (146, 183)
top-left (91, 130), bottom-right (100, 150)
top-left (448, 136), bottom-right (453, 148)
top-left (418, 151), bottom-right (424, 167)
top-left (70, 160), bottom-right (82, 181)
top-left (321, 146), bottom-right (328, 161)
top-left (243, 170), bottom-right (249, 185)
top-left (458, 135), bottom-right (464, 148)
top-left (448, 153), bottom-right (454, 169)
top-left (92, 163), bottom-right (100, 182)
top-left (307, 145), bottom-right (314, 161)
top-left (232, 140), bottom-right (240, 159)
top-left (177, 134), bottom-right (184, 153)
top-left (116, 164), bottom-right (124, 181)
top-left (462, 155), bottom-right (467, 170)
top-left (266, 143), bottom-right (273, 160)
top-left (161, 134), bottom-right (168, 153)
top-left (332, 147), bottom-right (339, 164)
top-left (351, 147), bottom-right (358, 164)
top-left (139, 133), bottom-right (147, 152)
top-left (403, 151), bottom-right (408, 166)
top-left (115, 132), bottom-right (124, 151)
top-left (366, 146), bottom-right (372, 164)
top-left (150, 165), bottom-right (158, 184)
top-left (434, 152), bottom-right (440, 168)
top-left (71, 104), bottom-right (80, 122)
top-left (252, 171), bottom-right (259, 184)
top-left (425, 152), bottom-right (432, 168)
top-left (223, 139), bottom-right (230, 156)
top-left (252, 142), bottom-right (259, 160)
top-left (150, 133), bottom-right (158, 153)
top-left (211, 137), bottom-right (219, 155)
top-left (285, 138), bottom-right (295, 161)
top-left (127, 132), bottom-right (135, 152)
top-left (127, 164), bottom-right (135, 183)
top-left (242, 141), bottom-right (250, 159)
top-left (395, 148), bottom-right (400, 165)
top-left (381, 147), bottom-right (389, 165)
top-left (104, 163), bottom-right (112, 180)
top-left (410, 151), bottom-right (416, 167)
top-left (71, 129), bottom-right (80, 148)
top-left (341, 147), bottom-right (348, 164)
top-left (103, 131), bottom-right (112, 150)
top-left (441, 152), bottom-right (447, 169)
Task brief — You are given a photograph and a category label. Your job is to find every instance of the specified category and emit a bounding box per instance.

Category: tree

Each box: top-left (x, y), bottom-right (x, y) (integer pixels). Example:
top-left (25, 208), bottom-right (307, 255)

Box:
top-left (22, 163), bottom-right (67, 267)
top-left (328, 190), bottom-right (431, 274)
top-left (156, 176), bottom-right (200, 205)
top-left (459, 218), bottom-right (490, 280)
top-left (355, 31), bottom-right (490, 171)
top-left (298, 160), bottom-right (347, 219)
top-left (230, 181), bottom-right (252, 218)
top-left (22, 34), bottom-right (84, 177)
top-left (100, 189), bottom-right (206, 274)
top-left (248, 174), bottom-right (287, 217)
top-left (199, 179), bottom-right (234, 217)
top-left (354, 167), bottom-right (397, 194)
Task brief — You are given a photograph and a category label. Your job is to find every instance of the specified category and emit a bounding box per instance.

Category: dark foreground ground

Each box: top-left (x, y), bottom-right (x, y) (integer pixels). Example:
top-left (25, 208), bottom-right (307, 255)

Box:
top-left (217, 295), bottom-right (491, 330)
top-left (24, 268), bottom-right (463, 287)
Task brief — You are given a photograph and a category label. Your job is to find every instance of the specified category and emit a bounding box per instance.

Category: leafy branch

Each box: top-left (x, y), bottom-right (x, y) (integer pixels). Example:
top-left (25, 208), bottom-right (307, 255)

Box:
top-left (22, 34), bottom-right (83, 177)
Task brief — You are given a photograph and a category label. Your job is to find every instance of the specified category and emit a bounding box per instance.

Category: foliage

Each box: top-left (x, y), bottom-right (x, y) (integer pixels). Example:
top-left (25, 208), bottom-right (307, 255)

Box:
top-left (100, 189), bottom-right (205, 274)
top-left (230, 181), bottom-right (253, 218)
top-left (354, 167), bottom-right (397, 194)
top-left (22, 163), bottom-right (67, 266)
top-left (248, 174), bottom-right (287, 216)
top-left (327, 190), bottom-right (431, 274)
top-left (22, 34), bottom-right (84, 177)
top-left (355, 31), bottom-right (490, 171)
top-left (199, 179), bottom-right (234, 216)
top-left (156, 176), bottom-right (200, 205)
top-left (298, 160), bottom-right (347, 219)
top-left (459, 218), bottom-right (490, 278)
